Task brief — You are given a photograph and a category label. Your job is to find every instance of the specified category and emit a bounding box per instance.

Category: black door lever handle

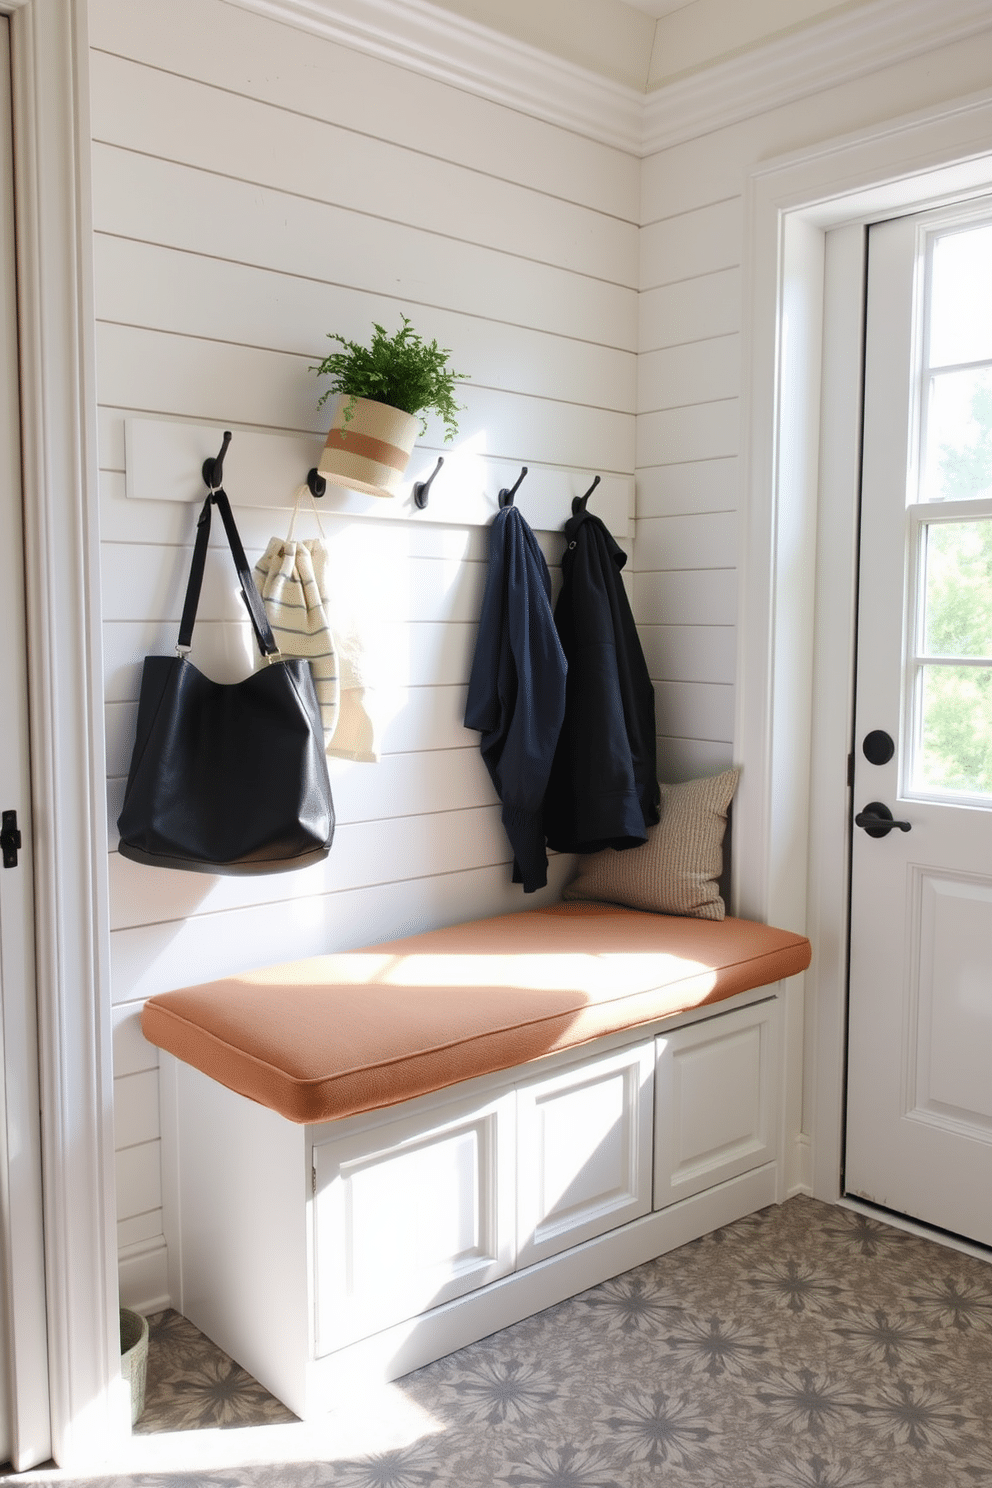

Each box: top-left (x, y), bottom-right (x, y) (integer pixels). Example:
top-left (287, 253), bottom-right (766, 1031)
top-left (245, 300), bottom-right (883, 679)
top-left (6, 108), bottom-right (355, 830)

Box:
top-left (855, 801), bottom-right (912, 838)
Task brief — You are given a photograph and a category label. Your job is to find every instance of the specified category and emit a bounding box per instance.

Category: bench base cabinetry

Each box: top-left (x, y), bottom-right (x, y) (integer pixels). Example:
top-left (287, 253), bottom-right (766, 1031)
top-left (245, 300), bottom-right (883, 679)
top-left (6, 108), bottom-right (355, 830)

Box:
top-left (160, 989), bottom-right (783, 1419)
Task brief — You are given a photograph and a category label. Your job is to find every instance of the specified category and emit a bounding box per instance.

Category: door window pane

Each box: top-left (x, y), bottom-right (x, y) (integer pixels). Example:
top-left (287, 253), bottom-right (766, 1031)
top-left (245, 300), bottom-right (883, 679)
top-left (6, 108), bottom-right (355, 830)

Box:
top-left (915, 664), bottom-right (992, 797)
top-left (921, 369), bottom-right (992, 503)
top-left (929, 224), bottom-right (992, 368)
top-left (922, 519), bottom-right (992, 657)
top-left (915, 518), bottom-right (992, 799)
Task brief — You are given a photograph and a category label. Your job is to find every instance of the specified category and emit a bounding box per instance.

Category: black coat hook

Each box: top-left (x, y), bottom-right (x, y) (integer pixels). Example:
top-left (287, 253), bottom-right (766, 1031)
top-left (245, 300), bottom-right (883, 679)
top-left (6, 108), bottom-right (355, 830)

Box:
top-left (498, 466), bottom-right (528, 508)
top-left (571, 475), bottom-right (601, 515)
top-left (306, 467), bottom-right (327, 498)
top-left (202, 430), bottom-right (232, 490)
top-left (413, 456), bottom-right (444, 510)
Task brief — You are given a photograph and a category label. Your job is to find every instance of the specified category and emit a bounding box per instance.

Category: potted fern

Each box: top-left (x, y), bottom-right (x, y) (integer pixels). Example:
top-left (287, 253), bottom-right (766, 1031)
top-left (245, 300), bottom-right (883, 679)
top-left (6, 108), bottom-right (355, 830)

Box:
top-left (313, 316), bottom-right (467, 498)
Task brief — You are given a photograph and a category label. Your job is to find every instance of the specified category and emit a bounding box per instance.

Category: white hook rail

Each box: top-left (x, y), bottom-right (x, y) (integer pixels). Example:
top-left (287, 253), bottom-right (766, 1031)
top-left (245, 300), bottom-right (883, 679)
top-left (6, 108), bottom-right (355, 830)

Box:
top-left (124, 418), bottom-right (631, 539)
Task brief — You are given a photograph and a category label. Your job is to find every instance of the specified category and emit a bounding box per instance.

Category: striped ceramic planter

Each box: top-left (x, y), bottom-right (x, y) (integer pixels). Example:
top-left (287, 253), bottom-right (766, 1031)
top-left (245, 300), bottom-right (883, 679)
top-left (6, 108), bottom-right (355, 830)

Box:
top-left (317, 395), bottom-right (419, 498)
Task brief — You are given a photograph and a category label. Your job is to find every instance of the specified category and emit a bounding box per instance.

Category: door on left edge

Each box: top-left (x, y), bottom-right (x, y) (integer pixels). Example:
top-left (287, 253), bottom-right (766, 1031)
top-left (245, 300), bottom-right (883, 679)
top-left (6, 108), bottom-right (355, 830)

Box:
top-left (0, 13), bottom-right (53, 1471)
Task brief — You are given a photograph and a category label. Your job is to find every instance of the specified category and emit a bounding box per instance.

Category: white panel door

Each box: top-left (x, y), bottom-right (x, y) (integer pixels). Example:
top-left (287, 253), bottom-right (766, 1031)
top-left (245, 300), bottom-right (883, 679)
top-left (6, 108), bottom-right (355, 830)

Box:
top-left (654, 999), bottom-right (780, 1208)
top-left (515, 1042), bottom-right (654, 1268)
top-left (846, 206), bottom-right (992, 1244)
top-left (313, 1091), bottom-right (515, 1356)
top-left (0, 17), bottom-right (51, 1472)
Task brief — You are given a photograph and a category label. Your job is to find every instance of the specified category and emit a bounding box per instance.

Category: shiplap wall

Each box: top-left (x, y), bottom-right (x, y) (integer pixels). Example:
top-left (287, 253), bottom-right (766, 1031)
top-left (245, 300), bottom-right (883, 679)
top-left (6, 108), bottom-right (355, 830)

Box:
top-left (95, 0), bottom-right (992, 1311)
top-left (90, 0), bottom-right (639, 1309)
top-left (634, 186), bottom-right (739, 787)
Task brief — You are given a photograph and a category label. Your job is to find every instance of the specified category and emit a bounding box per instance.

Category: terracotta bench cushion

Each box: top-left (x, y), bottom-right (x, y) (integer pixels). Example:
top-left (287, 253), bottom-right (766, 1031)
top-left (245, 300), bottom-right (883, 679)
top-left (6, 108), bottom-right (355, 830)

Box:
top-left (141, 902), bottom-right (812, 1125)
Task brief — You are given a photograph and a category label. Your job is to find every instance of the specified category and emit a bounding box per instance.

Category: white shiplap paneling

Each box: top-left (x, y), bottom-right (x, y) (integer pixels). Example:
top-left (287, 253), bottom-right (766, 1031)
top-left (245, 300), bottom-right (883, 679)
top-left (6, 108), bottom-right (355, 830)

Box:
top-left (640, 624), bottom-right (736, 686)
top-left (656, 737), bottom-right (734, 784)
top-left (634, 143), bottom-right (744, 788)
top-left (110, 856), bottom-right (574, 1009)
top-left (635, 458), bottom-right (739, 521)
top-left (113, 1069), bottom-right (159, 1151)
top-left (636, 400), bottom-right (739, 469)
top-left (653, 679), bottom-right (734, 745)
top-left (92, 0), bottom-right (633, 1307)
top-left (107, 749), bottom-right (501, 856)
top-left (94, 236), bottom-right (637, 415)
top-left (633, 511), bottom-right (738, 573)
top-left (90, 50), bottom-right (638, 289)
top-left (108, 805), bottom-right (509, 934)
top-left (115, 1141), bottom-right (161, 1224)
top-left (634, 568), bottom-right (737, 627)
top-left (639, 269), bottom-right (741, 354)
top-left (639, 198), bottom-right (742, 290)
top-left (92, 147), bottom-right (638, 352)
top-left (638, 335), bottom-right (740, 415)
top-left (95, 323), bottom-right (635, 473)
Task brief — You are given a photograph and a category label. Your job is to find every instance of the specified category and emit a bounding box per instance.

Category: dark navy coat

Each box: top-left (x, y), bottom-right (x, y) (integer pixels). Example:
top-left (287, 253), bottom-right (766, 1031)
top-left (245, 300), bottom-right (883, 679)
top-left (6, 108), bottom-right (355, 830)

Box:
top-left (465, 505), bottom-right (567, 892)
top-left (543, 508), bottom-right (659, 853)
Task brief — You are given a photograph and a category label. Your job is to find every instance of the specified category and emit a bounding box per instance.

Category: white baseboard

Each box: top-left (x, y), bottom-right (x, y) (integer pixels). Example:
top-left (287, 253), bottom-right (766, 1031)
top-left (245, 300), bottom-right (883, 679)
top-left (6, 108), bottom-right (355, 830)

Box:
top-left (118, 1239), bottom-right (169, 1316)
top-left (788, 1133), bottom-right (812, 1198)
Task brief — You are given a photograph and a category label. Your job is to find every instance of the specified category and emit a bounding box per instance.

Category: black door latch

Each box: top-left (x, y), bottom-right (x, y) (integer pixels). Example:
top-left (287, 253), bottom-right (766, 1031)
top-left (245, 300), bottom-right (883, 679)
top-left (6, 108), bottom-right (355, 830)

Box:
top-left (1, 810), bottom-right (22, 868)
top-left (854, 801), bottom-right (912, 838)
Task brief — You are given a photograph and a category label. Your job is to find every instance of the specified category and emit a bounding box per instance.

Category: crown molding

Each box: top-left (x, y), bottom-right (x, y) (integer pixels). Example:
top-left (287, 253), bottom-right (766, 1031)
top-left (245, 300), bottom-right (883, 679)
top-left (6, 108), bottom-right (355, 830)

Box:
top-left (220, 0), bottom-right (644, 153)
top-left (642, 0), bottom-right (992, 154)
top-left (222, 0), bottom-right (992, 159)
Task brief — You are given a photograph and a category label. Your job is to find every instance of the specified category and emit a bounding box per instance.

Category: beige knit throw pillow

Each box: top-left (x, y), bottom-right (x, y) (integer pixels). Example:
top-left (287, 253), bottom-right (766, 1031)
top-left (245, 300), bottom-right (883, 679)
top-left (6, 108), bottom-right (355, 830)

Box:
top-left (562, 768), bottom-right (740, 920)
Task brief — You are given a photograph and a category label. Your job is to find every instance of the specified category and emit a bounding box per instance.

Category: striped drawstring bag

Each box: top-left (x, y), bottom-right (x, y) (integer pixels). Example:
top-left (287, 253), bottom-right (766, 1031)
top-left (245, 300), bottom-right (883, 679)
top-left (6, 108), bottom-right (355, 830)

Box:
top-left (254, 489), bottom-right (340, 745)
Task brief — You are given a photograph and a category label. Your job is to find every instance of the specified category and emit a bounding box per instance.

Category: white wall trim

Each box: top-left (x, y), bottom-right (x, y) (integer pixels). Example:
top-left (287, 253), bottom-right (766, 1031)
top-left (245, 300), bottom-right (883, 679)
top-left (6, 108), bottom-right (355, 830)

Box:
top-left (734, 86), bottom-right (992, 1206)
top-left (0, 9), bottom-right (49, 1472)
top-left (10, 0), bottom-right (124, 1465)
top-left (220, 0), bottom-right (992, 159)
top-left (219, 0), bottom-right (644, 154)
top-left (118, 1239), bottom-right (169, 1318)
top-left (642, 0), bottom-right (992, 154)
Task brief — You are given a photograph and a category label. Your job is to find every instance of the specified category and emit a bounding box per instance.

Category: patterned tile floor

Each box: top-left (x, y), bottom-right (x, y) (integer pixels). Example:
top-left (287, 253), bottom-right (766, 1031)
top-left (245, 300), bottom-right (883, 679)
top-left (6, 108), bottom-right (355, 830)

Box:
top-left (11, 1195), bottom-right (992, 1486)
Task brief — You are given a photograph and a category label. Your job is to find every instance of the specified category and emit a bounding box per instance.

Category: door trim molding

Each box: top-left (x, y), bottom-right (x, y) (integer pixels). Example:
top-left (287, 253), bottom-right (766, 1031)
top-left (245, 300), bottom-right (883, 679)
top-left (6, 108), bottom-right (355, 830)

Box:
top-left (0, 12), bottom-right (50, 1472)
top-left (735, 84), bottom-right (992, 1203)
top-left (7, 0), bottom-right (123, 1464)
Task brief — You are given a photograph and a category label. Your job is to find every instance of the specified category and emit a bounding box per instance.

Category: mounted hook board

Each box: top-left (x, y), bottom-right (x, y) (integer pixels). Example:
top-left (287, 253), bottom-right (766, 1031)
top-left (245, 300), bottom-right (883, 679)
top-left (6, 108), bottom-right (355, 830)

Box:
top-left (124, 419), bottom-right (631, 540)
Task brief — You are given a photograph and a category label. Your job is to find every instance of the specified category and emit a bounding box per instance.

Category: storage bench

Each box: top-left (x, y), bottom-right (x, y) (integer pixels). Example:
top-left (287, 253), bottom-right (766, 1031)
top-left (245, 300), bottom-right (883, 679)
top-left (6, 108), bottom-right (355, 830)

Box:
top-left (144, 902), bottom-right (811, 1419)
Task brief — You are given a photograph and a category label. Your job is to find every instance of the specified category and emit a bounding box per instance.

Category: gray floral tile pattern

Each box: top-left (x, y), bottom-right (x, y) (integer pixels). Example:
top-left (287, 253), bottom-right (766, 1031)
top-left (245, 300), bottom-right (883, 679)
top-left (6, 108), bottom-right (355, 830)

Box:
top-left (12, 1196), bottom-right (992, 1487)
top-left (136, 1310), bottom-right (297, 1433)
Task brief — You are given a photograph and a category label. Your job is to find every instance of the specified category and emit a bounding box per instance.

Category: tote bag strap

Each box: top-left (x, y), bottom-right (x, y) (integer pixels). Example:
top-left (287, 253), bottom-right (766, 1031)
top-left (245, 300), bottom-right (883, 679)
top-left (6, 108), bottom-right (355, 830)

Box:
top-left (178, 488), bottom-right (279, 659)
top-left (286, 481), bottom-right (327, 543)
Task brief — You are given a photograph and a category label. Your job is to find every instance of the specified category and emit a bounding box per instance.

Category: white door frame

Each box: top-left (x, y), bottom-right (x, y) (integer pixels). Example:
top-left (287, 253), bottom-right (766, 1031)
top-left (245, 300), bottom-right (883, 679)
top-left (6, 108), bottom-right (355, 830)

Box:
top-left (735, 84), bottom-right (992, 1206)
top-left (5, 0), bottom-right (123, 1465)
top-left (0, 11), bottom-right (50, 1470)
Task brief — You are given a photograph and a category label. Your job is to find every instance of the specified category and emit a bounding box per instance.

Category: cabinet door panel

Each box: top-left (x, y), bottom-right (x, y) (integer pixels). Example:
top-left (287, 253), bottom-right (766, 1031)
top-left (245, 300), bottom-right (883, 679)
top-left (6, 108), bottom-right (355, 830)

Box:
top-left (655, 999), bottom-right (780, 1208)
top-left (313, 1092), bottom-right (515, 1356)
top-left (516, 1043), bottom-right (654, 1268)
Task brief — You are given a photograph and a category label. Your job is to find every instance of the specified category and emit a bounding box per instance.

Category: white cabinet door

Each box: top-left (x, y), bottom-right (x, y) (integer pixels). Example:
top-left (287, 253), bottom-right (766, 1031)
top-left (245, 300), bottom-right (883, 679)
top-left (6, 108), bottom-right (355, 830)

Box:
top-left (655, 999), bottom-right (780, 1209)
top-left (516, 1042), bottom-right (654, 1268)
top-left (313, 1091), bottom-right (515, 1356)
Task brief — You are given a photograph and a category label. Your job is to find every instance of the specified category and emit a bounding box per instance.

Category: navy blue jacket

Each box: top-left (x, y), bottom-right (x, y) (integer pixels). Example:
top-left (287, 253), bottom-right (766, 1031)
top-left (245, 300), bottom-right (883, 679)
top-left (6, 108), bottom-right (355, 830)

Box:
top-left (543, 508), bottom-right (659, 853)
top-left (465, 506), bottom-right (567, 892)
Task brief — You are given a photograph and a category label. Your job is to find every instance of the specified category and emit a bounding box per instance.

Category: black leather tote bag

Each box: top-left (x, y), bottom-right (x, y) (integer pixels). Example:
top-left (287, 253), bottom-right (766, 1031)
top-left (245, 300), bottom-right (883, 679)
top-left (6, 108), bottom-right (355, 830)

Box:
top-left (117, 487), bottom-right (335, 874)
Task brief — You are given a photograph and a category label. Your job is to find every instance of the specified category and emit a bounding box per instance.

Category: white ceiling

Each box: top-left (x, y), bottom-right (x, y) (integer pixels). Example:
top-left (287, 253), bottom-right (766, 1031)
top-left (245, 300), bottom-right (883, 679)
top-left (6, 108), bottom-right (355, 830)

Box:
top-left (618, 0), bottom-right (694, 15)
